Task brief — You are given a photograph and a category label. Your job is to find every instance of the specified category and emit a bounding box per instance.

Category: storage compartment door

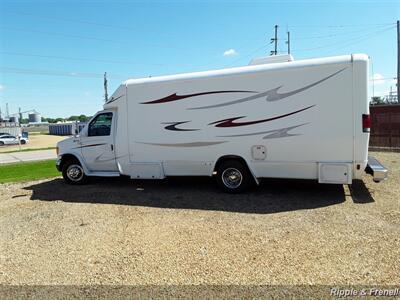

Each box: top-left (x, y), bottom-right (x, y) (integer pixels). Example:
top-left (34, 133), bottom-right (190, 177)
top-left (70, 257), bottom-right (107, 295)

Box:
top-left (129, 162), bottom-right (165, 179)
top-left (318, 163), bottom-right (352, 184)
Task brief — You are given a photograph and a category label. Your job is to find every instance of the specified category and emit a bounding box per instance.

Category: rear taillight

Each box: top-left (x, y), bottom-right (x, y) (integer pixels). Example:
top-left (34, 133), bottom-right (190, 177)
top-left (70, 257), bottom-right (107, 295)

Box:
top-left (362, 114), bottom-right (371, 133)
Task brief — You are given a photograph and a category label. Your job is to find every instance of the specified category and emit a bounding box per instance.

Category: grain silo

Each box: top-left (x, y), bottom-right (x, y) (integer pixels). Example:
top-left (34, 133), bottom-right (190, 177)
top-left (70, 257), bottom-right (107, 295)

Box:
top-left (28, 112), bottom-right (41, 123)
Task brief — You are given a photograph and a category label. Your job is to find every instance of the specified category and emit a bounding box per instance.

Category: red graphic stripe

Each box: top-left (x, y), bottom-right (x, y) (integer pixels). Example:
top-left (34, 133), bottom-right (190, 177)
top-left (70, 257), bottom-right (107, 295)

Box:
top-left (140, 91), bottom-right (256, 104)
top-left (209, 105), bottom-right (315, 127)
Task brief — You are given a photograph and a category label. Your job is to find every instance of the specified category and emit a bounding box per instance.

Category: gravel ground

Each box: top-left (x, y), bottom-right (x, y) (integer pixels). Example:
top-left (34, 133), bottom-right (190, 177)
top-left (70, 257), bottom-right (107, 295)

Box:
top-left (0, 152), bottom-right (399, 296)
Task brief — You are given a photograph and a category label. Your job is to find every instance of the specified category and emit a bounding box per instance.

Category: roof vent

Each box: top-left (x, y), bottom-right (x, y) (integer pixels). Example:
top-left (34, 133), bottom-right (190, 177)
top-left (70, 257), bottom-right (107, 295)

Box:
top-left (249, 54), bottom-right (294, 66)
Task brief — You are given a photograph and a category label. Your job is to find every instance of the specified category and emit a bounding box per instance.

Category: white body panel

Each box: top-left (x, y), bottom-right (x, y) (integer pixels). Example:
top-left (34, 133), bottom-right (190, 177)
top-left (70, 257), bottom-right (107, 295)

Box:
top-left (58, 54), bottom-right (370, 184)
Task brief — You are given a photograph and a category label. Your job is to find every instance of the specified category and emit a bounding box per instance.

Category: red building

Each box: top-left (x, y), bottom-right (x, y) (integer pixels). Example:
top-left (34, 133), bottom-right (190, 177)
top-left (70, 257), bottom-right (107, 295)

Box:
top-left (370, 104), bottom-right (400, 149)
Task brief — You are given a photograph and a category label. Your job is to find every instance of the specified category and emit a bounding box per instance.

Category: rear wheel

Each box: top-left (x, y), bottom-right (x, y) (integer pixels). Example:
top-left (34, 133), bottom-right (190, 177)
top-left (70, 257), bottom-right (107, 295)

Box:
top-left (216, 160), bottom-right (253, 193)
top-left (20, 140), bottom-right (26, 145)
top-left (62, 159), bottom-right (87, 185)
top-left (0, 141), bottom-right (4, 146)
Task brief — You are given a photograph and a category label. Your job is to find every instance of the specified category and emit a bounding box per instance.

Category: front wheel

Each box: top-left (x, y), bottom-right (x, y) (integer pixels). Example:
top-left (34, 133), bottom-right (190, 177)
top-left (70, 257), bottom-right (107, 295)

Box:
top-left (216, 160), bottom-right (253, 193)
top-left (62, 159), bottom-right (87, 185)
top-left (0, 141), bottom-right (4, 146)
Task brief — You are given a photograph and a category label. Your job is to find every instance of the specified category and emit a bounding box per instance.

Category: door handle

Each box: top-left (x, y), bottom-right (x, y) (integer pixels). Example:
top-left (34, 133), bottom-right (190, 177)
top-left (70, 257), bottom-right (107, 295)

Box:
top-left (111, 144), bottom-right (114, 151)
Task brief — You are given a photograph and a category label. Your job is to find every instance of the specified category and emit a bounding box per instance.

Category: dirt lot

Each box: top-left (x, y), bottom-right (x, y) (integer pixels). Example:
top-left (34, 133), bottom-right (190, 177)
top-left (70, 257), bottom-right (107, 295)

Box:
top-left (0, 152), bottom-right (399, 296)
top-left (0, 134), bottom-right (65, 153)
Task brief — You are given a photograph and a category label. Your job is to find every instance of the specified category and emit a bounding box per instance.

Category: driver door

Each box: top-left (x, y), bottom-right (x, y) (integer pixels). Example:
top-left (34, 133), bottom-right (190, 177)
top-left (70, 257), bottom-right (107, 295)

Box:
top-left (80, 112), bottom-right (118, 172)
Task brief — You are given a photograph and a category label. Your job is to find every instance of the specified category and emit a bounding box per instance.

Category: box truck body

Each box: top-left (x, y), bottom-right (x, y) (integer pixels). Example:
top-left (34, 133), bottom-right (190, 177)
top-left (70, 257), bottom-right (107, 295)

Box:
top-left (56, 54), bottom-right (387, 192)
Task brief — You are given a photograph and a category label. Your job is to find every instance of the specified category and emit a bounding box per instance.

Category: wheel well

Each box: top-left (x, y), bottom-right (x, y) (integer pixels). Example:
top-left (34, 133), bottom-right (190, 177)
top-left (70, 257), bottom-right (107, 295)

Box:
top-left (60, 154), bottom-right (80, 170)
top-left (214, 155), bottom-right (249, 173)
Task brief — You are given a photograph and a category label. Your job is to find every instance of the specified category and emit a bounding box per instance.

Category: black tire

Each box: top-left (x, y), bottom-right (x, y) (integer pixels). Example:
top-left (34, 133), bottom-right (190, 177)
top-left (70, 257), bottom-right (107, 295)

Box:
top-left (216, 160), bottom-right (253, 193)
top-left (62, 158), bottom-right (88, 185)
top-left (20, 140), bottom-right (26, 145)
top-left (0, 141), bottom-right (4, 146)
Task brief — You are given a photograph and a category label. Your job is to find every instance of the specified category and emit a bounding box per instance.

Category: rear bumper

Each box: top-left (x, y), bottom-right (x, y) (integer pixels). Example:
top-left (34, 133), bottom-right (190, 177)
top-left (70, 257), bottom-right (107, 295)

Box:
top-left (365, 156), bottom-right (388, 182)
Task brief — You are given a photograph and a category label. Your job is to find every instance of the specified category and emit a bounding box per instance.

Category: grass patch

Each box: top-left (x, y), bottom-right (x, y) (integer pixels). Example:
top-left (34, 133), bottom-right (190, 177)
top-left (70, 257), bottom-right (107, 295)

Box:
top-left (0, 147), bottom-right (56, 154)
top-left (0, 159), bottom-right (59, 184)
top-left (27, 132), bottom-right (49, 135)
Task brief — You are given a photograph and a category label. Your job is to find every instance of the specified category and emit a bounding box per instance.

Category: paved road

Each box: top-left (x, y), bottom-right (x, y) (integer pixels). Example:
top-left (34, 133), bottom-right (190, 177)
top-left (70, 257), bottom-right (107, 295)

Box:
top-left (0, 149), bottom-right (57, 164)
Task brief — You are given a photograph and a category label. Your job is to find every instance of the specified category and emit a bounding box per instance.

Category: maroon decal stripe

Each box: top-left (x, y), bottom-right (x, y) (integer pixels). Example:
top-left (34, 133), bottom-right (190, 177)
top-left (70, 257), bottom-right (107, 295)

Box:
top-left (162, 121), bottom-right (200, 131)
top-left (209, 105), bottom-right (316, 127)
top-left (73, 143), bottom-right (107, 149)
top-left (140, 91), bottom-right (256, 104)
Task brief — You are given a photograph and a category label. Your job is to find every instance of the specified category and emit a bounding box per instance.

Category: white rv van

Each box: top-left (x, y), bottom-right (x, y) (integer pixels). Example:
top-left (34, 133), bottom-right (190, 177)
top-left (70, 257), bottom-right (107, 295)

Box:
top-left (56, 54), bottom-right (387, 192)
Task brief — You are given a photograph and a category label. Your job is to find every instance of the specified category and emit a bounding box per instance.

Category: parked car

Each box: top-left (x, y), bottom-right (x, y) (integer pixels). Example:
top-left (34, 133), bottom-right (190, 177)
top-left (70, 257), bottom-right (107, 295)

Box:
top-left (0, 135), bottom-right (29, 146)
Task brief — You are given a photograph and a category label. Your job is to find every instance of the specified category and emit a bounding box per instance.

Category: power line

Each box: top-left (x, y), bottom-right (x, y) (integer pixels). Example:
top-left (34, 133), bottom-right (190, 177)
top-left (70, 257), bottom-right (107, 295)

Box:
top-left (323, 26), bottom-right (396, 54)
top-left (0, 51), bottom-right (138, 65)
top-left (6, 11), bottom-right (139, 32)
top-left (5, 11), bottom-right (176, 38)
top-left (293, 25), bottom-right (395, 52)
top-left (290, 24), bottom-right (394, 40)
top-left (288, 22), bottom-right (396, 28)
top-left (1, 27), bottom-right (113, 43)
top-left (1, 27), bottom-right (175, 49)
top-left (0, 67), bottom-right (128, 79)
top-left (181, 23), bottom-right (396, 70)
top-left (369, 77), bottom-right (397, 81)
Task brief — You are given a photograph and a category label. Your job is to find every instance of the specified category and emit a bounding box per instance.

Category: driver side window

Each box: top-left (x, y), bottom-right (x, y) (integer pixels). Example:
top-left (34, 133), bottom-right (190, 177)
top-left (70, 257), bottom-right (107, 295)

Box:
top-left (88, 113), bottom-right (113, 136)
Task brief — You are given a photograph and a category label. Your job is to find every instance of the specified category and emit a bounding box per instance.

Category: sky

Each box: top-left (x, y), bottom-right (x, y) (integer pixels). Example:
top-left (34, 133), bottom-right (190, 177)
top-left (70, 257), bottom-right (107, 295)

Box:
top-left (0, 0), bottom-right (399, 118)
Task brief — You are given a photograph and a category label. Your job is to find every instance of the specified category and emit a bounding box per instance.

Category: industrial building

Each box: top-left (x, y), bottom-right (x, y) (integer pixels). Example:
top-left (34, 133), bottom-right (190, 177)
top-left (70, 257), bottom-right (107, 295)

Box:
top-left (0, 105), bottom-right (43, 125)
top-left (0, 124), bottom-right (22, 136)
top-left (48, 122), bottom-right (86, 136)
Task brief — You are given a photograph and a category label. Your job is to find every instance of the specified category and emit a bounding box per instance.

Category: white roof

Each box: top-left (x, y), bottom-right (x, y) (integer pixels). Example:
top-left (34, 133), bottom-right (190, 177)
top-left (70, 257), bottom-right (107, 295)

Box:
top-left (124, 54), bottom-right (367, 86)
top-left (248, 54), bottom-right (294, 65)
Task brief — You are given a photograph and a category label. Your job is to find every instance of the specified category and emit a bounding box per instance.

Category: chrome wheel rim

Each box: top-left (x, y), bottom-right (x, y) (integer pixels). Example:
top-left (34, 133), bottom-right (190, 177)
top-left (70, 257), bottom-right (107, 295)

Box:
top-left (66, 164), bottom-right (84, 182)
top-left (222, 168), bottom-right (243, 189)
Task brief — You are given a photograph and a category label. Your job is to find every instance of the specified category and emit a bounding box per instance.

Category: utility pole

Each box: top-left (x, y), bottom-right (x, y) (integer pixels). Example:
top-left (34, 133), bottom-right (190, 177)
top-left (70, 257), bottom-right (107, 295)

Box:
top-left (286, 31), bottom-right (291, 55)
top-left (397, 20), bottom-right (399, 103)
top-left (104, 72), bottom-right (108, 102)
top-left (270, 25), bottom-right (278, 55)
top-left (6, 103), bottom-right (9, 118)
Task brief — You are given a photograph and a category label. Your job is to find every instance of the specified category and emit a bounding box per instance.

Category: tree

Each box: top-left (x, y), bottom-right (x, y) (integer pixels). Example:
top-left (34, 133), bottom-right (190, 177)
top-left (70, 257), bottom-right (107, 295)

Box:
top-left (67, 115), bottom-right (79, 121)
top-left (370, 96), bottom-right (384, 105)
top-left (78, 114), bottom-right (90, 122)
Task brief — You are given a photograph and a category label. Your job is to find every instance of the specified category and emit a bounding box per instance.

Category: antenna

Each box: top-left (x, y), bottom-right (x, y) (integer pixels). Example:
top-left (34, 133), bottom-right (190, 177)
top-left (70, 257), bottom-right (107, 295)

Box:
top-left (104, 72), bottom-right (108, 102)
top-left (286, 31), bottom-right (291, 55)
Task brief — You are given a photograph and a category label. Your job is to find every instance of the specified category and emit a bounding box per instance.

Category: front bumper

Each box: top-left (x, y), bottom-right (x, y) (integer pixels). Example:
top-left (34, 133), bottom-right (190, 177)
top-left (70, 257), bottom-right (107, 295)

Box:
top-left (365, 156), bottom-right (388, 183)
top-left (56, 158), bottom-right (62, 172)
